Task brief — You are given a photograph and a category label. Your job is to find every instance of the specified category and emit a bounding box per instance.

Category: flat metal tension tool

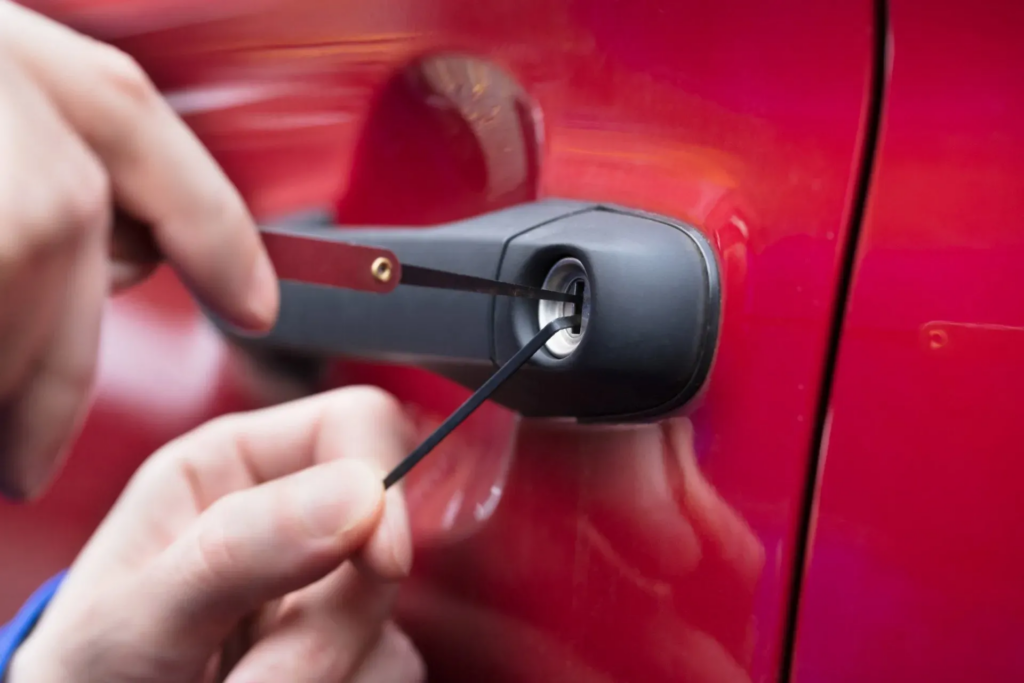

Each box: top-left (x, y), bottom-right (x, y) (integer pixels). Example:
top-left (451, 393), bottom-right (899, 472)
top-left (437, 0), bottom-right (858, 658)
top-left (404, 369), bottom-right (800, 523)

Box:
top-left (261, 229), bottom-right (581, 305)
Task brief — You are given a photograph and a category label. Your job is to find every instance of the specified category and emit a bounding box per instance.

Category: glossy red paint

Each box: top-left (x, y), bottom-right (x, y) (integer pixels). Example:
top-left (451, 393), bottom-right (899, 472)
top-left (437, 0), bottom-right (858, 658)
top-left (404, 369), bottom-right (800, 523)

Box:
top-left (1, 1), bottom-right (878, 681)
top-left (791, 2), bottom-right (1024, 681)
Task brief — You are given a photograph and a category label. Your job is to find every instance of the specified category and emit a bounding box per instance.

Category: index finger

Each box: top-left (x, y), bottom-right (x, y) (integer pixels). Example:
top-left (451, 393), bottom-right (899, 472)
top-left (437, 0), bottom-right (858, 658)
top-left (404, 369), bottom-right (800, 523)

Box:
top-left (159, 385), bottom-right (415, 580)
top-left (0, 2), bottom-right (279, 330)
top-left (54, 386), bottom-right (412, 610)
top-left (148, 386), bottom-right (411, 507)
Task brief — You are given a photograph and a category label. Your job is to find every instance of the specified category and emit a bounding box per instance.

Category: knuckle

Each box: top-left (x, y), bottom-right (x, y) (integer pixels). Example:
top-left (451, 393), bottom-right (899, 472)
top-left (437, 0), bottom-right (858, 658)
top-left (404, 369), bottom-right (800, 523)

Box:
top-left (193, 411), bottom-right (245, 443)
top-left (177, 411), bottom-right (247, 463)
top-left (338, 385), bottom-right (405, 424)
top-left (128, 444), bottom-right (175, 492)
top-left (143, 411), bottom-right (242, 483)
top-left (60, 158), bottom-right (111, 236)
top-left (193, 497), bottom-right (244, 581)
top-left (0, 155), bottom-right (110, 266)
top-left (92, 44), bottom-right (157, 107)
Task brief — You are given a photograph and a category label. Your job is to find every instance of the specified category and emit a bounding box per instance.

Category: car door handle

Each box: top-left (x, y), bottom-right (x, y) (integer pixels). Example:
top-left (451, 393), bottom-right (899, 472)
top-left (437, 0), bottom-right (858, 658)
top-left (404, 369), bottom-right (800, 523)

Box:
top-left (221, 199), bottom-right (721, 423)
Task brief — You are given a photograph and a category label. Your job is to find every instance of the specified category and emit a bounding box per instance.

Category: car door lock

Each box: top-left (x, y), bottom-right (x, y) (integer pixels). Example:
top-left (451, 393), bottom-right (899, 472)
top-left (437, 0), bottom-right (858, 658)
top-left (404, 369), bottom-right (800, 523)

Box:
top-left (222, 200), bottom-right (721, 425)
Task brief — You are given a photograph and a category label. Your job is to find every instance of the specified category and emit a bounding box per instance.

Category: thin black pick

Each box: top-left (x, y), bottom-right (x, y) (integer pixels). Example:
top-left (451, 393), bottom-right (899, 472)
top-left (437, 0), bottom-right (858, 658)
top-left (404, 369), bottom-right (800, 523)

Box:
top-left (383, 316), bottom-right (579, 489)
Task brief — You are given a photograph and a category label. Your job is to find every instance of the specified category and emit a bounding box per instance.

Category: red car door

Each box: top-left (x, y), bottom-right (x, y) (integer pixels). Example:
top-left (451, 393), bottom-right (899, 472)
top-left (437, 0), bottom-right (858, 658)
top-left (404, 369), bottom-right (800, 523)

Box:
top-left (792, 2), bottom-right (1024, 681)
top-left (0, 1), bottom-right (879, 680)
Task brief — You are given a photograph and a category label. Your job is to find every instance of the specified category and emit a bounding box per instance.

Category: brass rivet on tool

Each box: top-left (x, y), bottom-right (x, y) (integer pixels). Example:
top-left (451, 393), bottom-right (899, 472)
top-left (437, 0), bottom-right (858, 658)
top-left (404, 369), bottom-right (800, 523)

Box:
top-left (371, 257), bottom-right (393, 283)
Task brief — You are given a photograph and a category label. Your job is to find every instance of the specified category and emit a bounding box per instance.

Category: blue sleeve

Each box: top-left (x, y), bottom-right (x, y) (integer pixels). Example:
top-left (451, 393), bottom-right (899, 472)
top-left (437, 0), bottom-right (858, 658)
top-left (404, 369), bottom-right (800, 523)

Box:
top-left (0, 571), bottom-right (67, 679)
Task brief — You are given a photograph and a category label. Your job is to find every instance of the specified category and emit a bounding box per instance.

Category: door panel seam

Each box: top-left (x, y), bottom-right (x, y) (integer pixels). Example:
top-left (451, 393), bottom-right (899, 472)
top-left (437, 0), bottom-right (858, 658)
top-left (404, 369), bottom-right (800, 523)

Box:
top-left (778, 0), bottom-right (891, 680)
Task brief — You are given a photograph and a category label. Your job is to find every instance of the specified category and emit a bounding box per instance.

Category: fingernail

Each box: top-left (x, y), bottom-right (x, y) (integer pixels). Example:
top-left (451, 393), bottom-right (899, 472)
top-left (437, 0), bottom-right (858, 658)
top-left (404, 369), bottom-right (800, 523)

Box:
top-left (246, 250), bottom-right (280, 330)
top-left (299, 460), bottom-right (383, 538)
top-left (384, 490), bottom-right (413, 577)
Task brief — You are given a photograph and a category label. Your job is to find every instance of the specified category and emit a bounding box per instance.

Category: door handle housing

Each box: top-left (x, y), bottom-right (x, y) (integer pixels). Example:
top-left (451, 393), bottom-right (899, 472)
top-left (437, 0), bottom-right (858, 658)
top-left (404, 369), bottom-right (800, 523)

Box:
top-left (224, 200), bottom-right (720, 423)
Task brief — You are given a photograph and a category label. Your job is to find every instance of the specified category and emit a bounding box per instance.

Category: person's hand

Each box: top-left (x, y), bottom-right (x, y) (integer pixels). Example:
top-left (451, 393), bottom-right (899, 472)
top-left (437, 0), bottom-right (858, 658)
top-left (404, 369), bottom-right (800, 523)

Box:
top-left (0, 0), bottom-right (280, 498)
top-left (7, 386), bottom-right (425, 683)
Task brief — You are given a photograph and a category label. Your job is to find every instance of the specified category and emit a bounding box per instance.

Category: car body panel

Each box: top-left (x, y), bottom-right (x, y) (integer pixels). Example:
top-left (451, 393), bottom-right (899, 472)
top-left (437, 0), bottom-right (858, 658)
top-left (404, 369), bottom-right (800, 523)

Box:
top-left (791, 1), bottom-right (1024, 681)
top-left (1, 1), bottom-right (878, 681)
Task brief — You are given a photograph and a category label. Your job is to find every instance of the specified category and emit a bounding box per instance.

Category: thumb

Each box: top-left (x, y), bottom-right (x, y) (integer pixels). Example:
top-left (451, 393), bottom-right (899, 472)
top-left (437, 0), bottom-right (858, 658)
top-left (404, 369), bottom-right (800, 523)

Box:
top-left (142, 457), bottom-right (385, 649)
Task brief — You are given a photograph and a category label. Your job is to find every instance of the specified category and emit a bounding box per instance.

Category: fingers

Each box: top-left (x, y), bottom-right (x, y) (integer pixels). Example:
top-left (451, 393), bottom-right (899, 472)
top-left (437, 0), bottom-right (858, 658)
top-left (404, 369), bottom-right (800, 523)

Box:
top-left (61, 386), bottom-right (412, 591)
top-left (114, 387), bottom-right (413, 645)
top-left (218, 486), bottom-right (413, 681)
top-left (358, 486), bottom-right (414, 581)
top-left (12, 386), bottom-right (415, 678)
top-left (144, 458), bottom-right (385, 649)
top-left (350, 623), bottom-right (426, 683)
top-left (223, 564), bottom-right (393, 683)
top-left (225, 568), bottom-right (422, 683)
top-left (0, 1), bottom-right (278, 331)
top-left (315, 391), bottom-right (416, 579)
top-left (0, 58), bottom-right (111, 498)
top-left (149, 386), bottom-right (411, 509)
top-left (0, 212), bottom-right (109, 498)
top-left (241, 526), bottom-right (408, 681)
top-left (156, 385), bottom-right (415, 578)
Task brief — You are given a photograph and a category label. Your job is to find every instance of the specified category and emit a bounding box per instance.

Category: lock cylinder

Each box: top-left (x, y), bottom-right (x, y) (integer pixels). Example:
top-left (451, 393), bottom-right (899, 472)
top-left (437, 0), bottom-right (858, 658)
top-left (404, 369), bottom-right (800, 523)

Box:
top-left (537, 257), bottom-right (590, 358)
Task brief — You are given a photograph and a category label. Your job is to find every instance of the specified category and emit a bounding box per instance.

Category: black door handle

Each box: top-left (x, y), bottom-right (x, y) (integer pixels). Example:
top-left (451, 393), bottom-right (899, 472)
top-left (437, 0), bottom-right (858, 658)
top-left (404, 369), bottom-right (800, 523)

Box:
top-left (221, 200), bottom-right (720, 423)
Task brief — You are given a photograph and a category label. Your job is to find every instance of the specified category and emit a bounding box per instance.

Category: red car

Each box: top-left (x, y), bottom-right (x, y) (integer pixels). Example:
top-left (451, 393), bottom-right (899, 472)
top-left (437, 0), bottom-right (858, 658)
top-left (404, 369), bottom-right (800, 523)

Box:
top-left (2, 0), bottom-right (1022, 681)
